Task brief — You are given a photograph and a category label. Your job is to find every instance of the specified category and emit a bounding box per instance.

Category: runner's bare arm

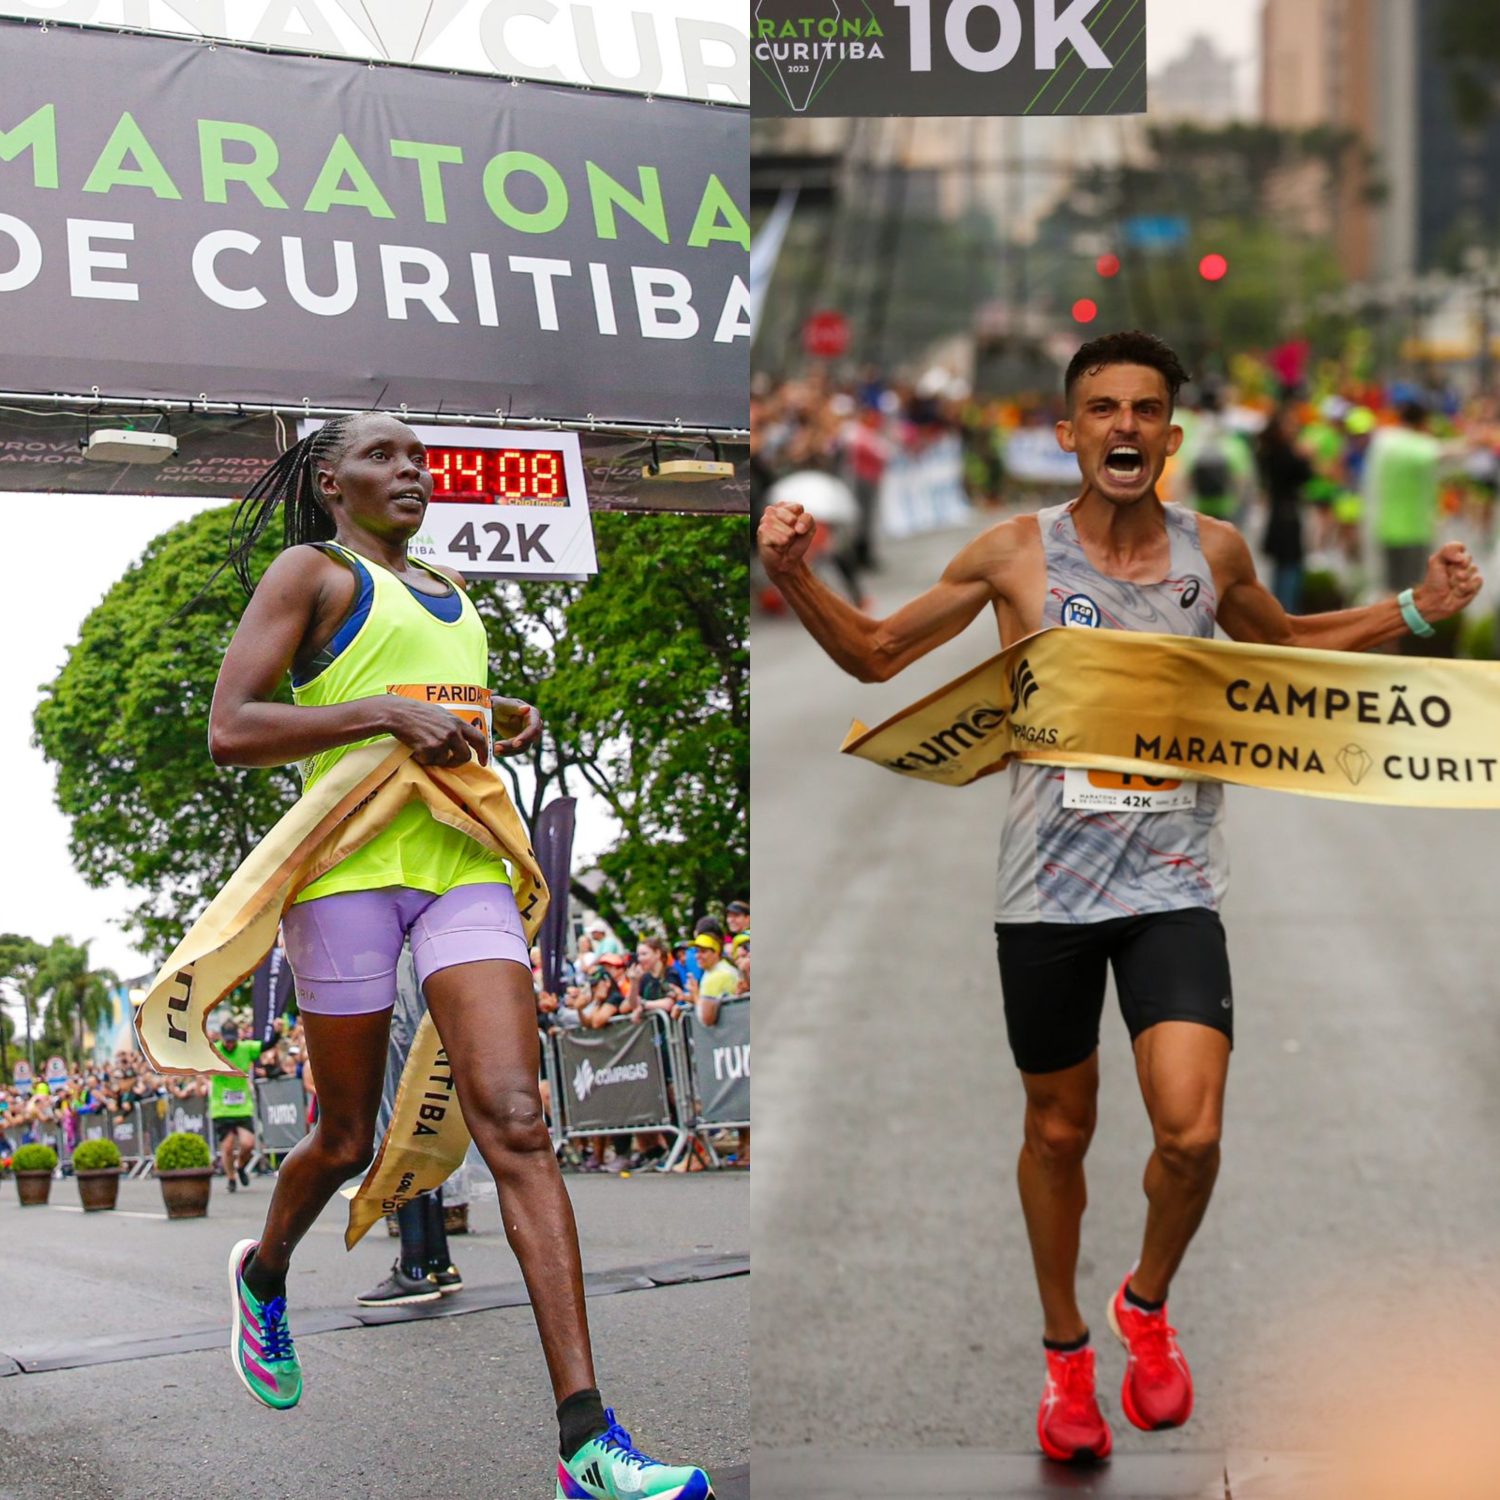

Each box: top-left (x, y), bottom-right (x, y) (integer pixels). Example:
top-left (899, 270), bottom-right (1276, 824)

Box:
top-left (1206, 521), bottom-right (1482, 651)
top-left (757, 501), bottom-right (1014, 681)
top-left (208, 548), bottom-right (489, 768)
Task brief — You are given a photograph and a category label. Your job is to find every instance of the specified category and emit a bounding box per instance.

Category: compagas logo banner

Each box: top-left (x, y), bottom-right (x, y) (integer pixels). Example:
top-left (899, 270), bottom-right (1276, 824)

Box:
top-left (841, 628), bottom-right (1500, 809)
top-left (752, 0), bottom-right (1147, 118)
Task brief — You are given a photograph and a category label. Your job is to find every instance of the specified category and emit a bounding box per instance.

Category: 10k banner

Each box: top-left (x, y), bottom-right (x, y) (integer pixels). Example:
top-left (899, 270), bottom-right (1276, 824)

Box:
top-left (752, 0), bottom-right (1147, 118)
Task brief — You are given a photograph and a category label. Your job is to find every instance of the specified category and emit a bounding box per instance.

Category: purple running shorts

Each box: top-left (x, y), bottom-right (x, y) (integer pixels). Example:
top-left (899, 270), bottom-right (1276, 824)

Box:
top-left (280, 883), bottom-right (530, 1016)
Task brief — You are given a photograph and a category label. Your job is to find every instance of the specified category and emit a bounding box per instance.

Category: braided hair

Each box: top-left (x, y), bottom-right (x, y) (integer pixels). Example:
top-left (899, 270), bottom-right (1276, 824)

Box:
top-left (222, 413), bottom-right (364, 595)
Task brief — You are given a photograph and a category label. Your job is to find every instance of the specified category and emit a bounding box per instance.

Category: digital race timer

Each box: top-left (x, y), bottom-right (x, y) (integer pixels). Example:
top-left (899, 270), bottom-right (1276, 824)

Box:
top-left (427, 446), bottom-right (569, 506)
top-left (297, 421), bottom-right (596, 579)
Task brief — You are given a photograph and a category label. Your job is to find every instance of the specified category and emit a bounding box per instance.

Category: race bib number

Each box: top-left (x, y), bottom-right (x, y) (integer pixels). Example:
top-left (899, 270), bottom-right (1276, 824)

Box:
top-left (386, 683), bottom-right (493, 742)
top-left (1062, 769), bottom-right (1199, 814)
top-left (221, 1089), bottom-right (247, 1107)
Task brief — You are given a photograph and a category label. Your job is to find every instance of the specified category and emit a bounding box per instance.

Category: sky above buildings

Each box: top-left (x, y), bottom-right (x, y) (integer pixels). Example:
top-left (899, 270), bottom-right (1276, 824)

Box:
top-left (1147, 0), bottom-right (1262, 114)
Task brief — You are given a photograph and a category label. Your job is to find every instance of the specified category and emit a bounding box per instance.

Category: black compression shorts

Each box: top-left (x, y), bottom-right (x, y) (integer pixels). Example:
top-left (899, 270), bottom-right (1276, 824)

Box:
top-left (995, 907), bottom-right (1233, 1075)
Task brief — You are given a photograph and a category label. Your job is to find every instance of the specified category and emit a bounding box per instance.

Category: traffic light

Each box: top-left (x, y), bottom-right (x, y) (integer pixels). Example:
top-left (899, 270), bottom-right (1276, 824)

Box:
top-left (1198, 253), bottom-right (1228, 282)
top-left (1072, 298), bottom-right (1098, 324)
top-left (1096, 253), bottom-right (1120, 278)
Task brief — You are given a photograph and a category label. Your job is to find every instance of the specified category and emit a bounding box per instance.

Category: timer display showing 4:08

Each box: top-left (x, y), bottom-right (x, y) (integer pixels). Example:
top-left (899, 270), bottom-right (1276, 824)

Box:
top-left (427, 446), bottom-right (570, 506)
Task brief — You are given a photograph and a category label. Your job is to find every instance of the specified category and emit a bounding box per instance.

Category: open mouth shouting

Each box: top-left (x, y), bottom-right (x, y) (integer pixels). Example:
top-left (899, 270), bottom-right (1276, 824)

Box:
top-left (1101, 443), bottom-right (1146, 484)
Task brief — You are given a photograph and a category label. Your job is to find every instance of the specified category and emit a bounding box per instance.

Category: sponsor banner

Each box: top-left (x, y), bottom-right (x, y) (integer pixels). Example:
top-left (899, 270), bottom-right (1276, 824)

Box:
top-left (556, 1017), bottom-right (671, 1133)
top-left (533, 798), bottom-right (578, 997)
top-left (0, 20), bottom-right (749, 429)
top-left (11, 1059), bottom-right (33, 1095)
top-left (109, 1105), bottom-right (146, 1158)
top-left (753, 0), bottom-right (1147, 119)
top-left (0, 2), bottom-right (749, 104)
top-left (44, 1055), bottom-right (69, 1088)
top-left (879, 434), bottom-right (971, 540)
top-left (686, 997), bottom-right (750, 1125)
top-left (140, 1091), bottom-right (211, 1154)
top-left (841, 627), bottom-right (1500, 807)
top-left (250, 945), bottom-right (296, 1050)
top-left (257, 1075), bottom-right (309, 1153)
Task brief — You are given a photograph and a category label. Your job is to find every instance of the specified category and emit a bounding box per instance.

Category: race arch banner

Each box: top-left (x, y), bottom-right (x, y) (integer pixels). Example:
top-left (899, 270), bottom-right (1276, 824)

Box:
top-left (841, 628), bottom-right (1500, 808)
top-left (752, 0), bottom-right (1147, 118)
top-left (0, 20), bottom-right (748, 430)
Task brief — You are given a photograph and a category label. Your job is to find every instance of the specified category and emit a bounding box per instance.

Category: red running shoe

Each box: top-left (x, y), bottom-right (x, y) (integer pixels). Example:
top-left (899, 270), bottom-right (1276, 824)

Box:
top-left (1036, 1345), bottom-right (1113, 1463)
top-left (1106, 1272), bottom-right (1193, 1431)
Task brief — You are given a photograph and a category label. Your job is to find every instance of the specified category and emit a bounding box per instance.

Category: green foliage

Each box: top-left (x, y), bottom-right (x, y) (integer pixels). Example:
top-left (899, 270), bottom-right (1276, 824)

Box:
top-left (155, 1131), bottom-right (211, 1171)
top-left (12, 1143), bottom-right (57, 1172)
top-left (1039, 122), bottom-right (1368, 370)
top-left (72, 1137), bottom-right (122, 1171)
top-left (1459, 610), bottom-right (1498, 660)
top-left (36, 508), bottom-right (748, 957)
top-left (0, 933), bottom-right (46, 1062)
top-left (33, 937), bottom-right (117, 1064)
top-left (473, 512), bottom-right (748, 938)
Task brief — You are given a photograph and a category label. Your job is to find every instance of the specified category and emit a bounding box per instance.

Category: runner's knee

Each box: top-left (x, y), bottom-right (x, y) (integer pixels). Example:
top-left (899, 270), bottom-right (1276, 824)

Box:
top-left (1153, 1122), bottom-right (1220, 1177)
top-left (1024, 1102), bottom-right (1095, 1165)
top-left (313, 1127), bottom-right (376, 1178)
top-left (468, 1084), bottom-right (551, 1161)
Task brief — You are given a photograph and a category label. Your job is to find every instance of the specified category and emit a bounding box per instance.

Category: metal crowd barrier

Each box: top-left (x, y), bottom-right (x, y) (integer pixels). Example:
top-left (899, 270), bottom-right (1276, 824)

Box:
top-left (1, 1078), bottom-right (309, 1180)
top-left (545, 996), bottom-right (751, 1171)
top-left (667, 995), bottom-right (751, 1169)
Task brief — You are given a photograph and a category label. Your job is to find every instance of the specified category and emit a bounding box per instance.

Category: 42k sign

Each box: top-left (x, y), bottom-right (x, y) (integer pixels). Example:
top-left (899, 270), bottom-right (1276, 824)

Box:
top-left (752, 0), bottom-right (1147, 118)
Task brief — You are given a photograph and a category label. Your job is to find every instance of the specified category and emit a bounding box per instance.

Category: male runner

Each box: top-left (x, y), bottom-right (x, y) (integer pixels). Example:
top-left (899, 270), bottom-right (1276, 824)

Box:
top-left (210, 1018), bottom-right (261, 1191)
top-left (757, 330), bottom-right (1480, 1462)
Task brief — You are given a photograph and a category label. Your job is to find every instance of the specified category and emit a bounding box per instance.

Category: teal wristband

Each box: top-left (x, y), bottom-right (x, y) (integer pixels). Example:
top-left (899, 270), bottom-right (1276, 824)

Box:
top-left (1398, 588), bottom-right (1435, 638)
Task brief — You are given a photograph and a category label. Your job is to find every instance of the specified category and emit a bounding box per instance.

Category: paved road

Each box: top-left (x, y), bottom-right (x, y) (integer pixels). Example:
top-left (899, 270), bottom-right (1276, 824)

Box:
top-left (1, 1170), bottom-right (747, 1499)
top-left (752, 517), bottom-right (1500, 1491)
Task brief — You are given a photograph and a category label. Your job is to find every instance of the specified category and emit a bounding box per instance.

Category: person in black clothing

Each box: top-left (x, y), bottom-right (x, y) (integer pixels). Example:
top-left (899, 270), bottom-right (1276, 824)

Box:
top-left (1255, 405), bottom-right (1313, 612)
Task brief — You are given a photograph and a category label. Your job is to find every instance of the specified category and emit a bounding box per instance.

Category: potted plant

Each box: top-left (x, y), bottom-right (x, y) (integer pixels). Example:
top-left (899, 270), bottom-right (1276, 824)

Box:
top-left (72, 1137), bottom-right (124, 1211)
top-left (155, 1131), bottom-right (213, 1219)
top-left (12, 1143), bottom-right (58, 1206)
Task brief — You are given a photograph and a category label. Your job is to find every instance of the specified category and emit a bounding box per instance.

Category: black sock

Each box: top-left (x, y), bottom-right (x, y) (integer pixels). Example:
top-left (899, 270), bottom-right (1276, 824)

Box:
top-left (1124, 1282), bottom-right (1164, 1314)
top-left (558, 1387), bottom-right (609, 1459)
top-left (1042, 1331), bottom-right (1090, 1354)
top-left (242, 1252), bottom-right (286, 1304)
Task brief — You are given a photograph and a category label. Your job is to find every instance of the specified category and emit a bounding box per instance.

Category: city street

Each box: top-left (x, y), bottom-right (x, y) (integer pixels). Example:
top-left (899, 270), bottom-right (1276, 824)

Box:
top-left (751, 518), bottom-right (1500, 1496)
top-left (0, 1171), bottom-right (748, 1499)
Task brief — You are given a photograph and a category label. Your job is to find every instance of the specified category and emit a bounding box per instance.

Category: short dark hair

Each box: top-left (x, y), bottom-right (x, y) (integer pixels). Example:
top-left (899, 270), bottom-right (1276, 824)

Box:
top-left (1398, 399), bottom-right (1428, 427)
top-left (1064, 330), bottom-right (1190, 413)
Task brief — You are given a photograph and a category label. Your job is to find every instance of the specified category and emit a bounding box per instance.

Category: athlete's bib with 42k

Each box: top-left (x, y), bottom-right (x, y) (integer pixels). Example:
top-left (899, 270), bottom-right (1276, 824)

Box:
top-left (1062, 768), bottom-right (1199, 813)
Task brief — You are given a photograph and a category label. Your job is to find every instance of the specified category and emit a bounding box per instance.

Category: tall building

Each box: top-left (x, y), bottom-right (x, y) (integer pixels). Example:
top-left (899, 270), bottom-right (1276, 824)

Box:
top-left (1261, 0), bottom-right (1500, 285)
top-left (1151, 34), bottom-right (1243, 124)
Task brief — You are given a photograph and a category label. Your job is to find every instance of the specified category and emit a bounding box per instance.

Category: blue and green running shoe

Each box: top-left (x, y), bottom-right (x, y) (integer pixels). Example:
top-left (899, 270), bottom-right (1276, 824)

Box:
top-left (228, 1238), bottom-right (302, 1410)
top-left (556, 1410), bottom-right (713, 1499)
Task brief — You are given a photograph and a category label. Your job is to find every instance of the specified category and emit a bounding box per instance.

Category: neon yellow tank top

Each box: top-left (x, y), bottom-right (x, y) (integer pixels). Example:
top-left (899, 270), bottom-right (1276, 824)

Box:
top-left (290, 542), bottom-right (511, 904)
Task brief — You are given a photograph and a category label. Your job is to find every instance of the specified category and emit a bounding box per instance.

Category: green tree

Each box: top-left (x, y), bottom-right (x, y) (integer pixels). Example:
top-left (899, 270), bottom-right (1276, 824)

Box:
top-left (475, 514), bottom-right (748, 939)
top-left (0, 934), bottom-right (47, 1072)
top-left (34, 939), bottom-right (118, 1065)
top-left (34, 508), bottom-right (747, 958)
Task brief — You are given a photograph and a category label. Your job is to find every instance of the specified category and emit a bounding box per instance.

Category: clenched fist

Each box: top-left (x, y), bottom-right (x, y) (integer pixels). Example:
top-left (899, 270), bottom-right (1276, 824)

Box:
top-left (1412, 542), bottom-right (1483, 622)
top-left (757, 501), bottom-right (817, 578)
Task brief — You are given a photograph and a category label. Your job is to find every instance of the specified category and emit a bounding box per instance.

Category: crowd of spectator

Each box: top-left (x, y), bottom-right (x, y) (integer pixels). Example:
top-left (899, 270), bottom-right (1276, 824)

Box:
top-left (533, 902), bottom-right (751, 1173)
top-left (5, 906), bottom-right (750, 1175)
top-left (1, 1018), bottom-right (310, 1155)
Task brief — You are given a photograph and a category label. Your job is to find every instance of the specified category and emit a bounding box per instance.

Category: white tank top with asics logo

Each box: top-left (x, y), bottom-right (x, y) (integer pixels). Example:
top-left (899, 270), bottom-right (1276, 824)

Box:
top-left (995, 501), bottom-right (1229, 924)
